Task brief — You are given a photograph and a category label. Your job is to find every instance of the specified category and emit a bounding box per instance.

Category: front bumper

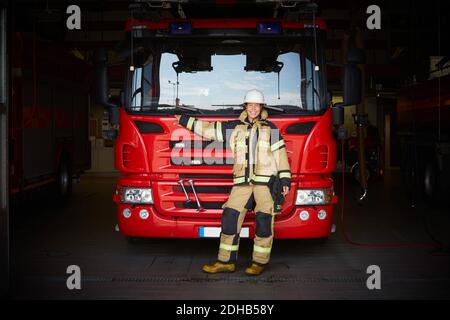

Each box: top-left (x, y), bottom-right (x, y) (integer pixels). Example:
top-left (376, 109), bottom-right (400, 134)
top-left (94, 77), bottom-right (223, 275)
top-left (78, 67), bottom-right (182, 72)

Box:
top-left (115, 202), bottom-right (336, 239)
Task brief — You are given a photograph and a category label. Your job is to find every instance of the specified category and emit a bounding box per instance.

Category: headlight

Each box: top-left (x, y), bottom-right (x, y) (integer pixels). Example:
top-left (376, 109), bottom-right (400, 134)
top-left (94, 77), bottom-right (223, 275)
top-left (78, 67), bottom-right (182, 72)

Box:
top-left (318, 209), bottom-right (327, 220)
top-left (122, 208), bottom-right (132, 218)
top-left (121, 188), bottom-right (153, 204)
top-left (295, 189), bottom-right (332, 205)
top-left (139, 209), bottom-right (149, 220)
top-left (299, 210), bottom-right (310, 221)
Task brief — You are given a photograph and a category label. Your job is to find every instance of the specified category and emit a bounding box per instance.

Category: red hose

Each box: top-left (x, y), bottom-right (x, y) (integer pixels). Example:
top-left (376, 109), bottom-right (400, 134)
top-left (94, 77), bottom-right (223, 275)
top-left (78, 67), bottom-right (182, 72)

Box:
top-left (338, 141), bottom-right (439, 249)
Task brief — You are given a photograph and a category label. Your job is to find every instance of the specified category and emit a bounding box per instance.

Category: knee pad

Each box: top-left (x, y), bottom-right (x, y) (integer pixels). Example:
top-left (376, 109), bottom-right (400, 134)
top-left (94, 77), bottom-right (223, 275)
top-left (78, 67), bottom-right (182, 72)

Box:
top-left (255, 212), bottom-right (273, 238)
top-left (221, 207), bottom-right (240, 235)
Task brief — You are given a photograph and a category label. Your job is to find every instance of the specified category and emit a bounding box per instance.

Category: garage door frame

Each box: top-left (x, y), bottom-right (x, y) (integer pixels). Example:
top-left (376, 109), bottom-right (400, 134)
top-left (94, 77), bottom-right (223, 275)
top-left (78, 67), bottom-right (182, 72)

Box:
top-left (0, 2), bottom-right (10, 297)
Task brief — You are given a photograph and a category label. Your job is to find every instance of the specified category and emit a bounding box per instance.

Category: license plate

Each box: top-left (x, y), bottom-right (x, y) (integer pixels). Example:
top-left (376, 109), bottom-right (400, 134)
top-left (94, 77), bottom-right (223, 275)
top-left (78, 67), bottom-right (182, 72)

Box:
top-left (199, 227), bottom-right (249, 238)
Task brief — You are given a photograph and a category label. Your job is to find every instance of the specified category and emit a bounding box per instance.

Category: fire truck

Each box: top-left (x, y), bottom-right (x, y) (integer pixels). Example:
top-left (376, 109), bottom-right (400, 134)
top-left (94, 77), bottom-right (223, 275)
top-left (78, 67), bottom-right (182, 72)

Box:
top-left (398, 59), bottom-right (450, 203)
top-left (95, 1), bottom-right (361, 240)
top-left (9, 32), bottom-right (91, 200)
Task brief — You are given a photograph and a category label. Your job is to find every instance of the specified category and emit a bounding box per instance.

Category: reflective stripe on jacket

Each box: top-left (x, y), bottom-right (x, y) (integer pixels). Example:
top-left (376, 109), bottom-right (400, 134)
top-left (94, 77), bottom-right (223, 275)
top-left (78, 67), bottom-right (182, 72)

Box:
top-left (179, 109), bottom-right (291, 188)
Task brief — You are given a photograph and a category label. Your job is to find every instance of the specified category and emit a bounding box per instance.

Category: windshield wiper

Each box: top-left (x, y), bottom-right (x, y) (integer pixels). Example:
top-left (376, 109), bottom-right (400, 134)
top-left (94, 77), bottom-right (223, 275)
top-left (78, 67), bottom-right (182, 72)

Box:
top-left (212, 104), bottom-right (287, 113)
top-left (179, 104), bottom-right (204, 113)
top-left (211, 104), bottom-right (243, 109)
top-left (154, 104), bottom-right (204, 114)
top-left (267, 105), bottom-right (320, 114)
top-left (265, 105), bottom-right (286, 112)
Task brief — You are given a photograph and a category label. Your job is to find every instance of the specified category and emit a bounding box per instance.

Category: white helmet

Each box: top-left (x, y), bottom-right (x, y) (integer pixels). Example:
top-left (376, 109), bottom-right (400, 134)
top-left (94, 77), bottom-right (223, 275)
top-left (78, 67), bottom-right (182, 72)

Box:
top-left (244, 89), bottom-right (265, 104)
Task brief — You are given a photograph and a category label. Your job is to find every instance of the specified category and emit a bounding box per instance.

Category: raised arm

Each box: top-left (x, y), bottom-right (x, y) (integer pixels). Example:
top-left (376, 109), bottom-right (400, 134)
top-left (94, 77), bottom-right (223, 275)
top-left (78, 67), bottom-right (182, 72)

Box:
top-left (176, 114), bottom-right (237, 142)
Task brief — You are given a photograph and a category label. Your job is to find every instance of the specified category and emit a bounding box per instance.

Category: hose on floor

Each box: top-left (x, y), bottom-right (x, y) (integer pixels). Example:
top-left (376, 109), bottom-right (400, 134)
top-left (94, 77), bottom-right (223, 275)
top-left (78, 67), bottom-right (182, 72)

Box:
top-left (338, 141), bottom-right (445, 251)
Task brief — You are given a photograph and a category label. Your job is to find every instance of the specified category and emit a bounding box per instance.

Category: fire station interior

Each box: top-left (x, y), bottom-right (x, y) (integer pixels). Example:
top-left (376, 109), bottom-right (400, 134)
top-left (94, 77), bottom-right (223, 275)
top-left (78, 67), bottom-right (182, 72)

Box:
top-left (1, 0), bottom-right (450, 300)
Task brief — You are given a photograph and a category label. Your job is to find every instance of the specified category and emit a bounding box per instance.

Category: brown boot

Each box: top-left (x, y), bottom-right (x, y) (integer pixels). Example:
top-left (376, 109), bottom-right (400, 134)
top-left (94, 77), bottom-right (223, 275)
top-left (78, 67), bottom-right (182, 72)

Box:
top-left (202, 261), bottom-right (236, 274)
top-left (245, 262), bottom-right (265, 276)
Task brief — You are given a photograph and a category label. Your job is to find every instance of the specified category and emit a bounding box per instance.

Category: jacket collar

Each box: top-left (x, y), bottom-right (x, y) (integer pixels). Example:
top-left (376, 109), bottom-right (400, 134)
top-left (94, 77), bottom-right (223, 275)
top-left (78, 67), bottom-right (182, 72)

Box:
top-left (239, 109), bottom-right (268, 125)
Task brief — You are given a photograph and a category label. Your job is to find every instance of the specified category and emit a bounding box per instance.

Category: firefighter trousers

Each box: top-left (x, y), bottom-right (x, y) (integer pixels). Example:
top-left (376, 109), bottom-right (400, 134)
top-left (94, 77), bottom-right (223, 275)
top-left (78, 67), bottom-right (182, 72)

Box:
top-left (218, 184), bottom-right (275, 265)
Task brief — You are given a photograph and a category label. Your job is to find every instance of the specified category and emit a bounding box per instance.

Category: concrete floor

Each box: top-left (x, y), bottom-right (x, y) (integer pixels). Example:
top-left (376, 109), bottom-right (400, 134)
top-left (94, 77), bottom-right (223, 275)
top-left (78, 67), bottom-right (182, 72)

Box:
top-left (9, 171), bottom-right (450, 300)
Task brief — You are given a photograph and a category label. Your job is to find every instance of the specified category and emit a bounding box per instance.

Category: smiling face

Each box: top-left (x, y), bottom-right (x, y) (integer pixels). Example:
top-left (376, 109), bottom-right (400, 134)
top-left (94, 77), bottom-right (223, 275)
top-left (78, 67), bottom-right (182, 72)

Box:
top-left (245, 103), bottom-right (262, 122)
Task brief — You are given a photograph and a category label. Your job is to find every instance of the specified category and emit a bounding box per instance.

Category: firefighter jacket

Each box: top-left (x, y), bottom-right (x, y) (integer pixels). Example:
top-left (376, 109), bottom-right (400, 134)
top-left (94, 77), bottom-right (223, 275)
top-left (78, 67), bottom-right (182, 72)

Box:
top-left (179, 109), bottom-right (291, 189)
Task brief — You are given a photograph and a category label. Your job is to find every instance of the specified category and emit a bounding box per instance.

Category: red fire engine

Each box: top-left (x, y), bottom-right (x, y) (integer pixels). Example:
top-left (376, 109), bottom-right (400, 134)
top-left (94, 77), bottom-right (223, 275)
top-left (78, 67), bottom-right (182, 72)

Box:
top-left (398, 63), bottom-right (450, 202)
top-left (10, 33), bottom-right (91, 199)
top-left (95, 2), bottom-right (361, 240)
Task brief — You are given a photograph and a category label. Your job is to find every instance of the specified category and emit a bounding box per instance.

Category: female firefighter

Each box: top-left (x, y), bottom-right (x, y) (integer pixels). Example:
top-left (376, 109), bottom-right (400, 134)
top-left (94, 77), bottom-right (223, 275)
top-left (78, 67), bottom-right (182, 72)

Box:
top-left (174, 89), bottom-right (291, 276)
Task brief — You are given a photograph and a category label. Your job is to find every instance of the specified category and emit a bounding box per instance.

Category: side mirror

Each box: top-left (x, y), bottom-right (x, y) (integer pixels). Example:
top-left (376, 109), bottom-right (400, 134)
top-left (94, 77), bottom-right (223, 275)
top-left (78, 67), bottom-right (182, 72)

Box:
top-left (341, 48), bottom-right (364, 106)
top-left (332, 105), bottom-right (344, 126)
top-left (109, 106), bottom-right (119, 125)
top-left (94, 49), bottom-right (119, 125)
top-left (94, 49), bottom-right (110, 106)
top-left (334, 48), bottom-right (364, 108)
top-left (342, 63), bottom-right (362, 106)
top-left (327, 90), bottom-right (333, 105)
top-left (105, 129), bottom-right (118, 140)
top-left (120, 90), bottom-right (125, 107)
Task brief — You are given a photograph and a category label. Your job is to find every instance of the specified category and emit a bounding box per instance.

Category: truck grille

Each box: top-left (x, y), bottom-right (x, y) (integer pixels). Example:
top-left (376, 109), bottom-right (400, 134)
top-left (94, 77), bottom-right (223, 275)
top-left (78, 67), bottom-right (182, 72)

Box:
top-left (179, 174), bottom-right (233, 179)
top-left (150, 138), bottom-right (237, 216)
top-left (169, 139), bottom-right (233, 166)
top-left (170, 157), bottom-right (233, 166)
top-left (169, 140), bottom-right (229, 150)
top-left (152, 179), bottom-right (236, 217)
top-left (173, 184), bottom-right (232, 194)
top-left (179, 202), bottom-right (224, 210)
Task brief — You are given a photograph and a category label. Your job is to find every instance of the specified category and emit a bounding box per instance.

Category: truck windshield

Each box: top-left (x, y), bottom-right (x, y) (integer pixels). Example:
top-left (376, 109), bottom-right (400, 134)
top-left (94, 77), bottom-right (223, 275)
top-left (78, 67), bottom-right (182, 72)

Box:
top-left (126, 38), bottom-right (327, 115)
